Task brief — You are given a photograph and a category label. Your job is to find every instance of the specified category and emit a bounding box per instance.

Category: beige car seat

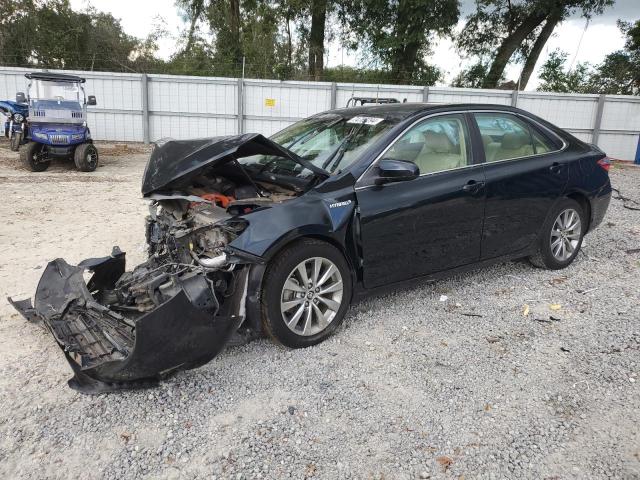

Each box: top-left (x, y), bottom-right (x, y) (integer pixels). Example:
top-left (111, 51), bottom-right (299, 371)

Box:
top-left (481, 134), bottom-right (502, 162)
top-left (414, 131), bottom-right (464, 174)
top-left (493, 132), bottom-right (534, 161)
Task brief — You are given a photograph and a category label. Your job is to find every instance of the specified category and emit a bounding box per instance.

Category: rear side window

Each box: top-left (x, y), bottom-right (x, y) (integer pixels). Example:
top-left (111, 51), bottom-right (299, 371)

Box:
top-left (474, 113), bottom-right (557, 162)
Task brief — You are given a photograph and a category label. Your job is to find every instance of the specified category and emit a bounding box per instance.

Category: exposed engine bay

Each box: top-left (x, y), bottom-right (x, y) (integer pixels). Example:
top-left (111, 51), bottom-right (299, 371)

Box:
top-left (8, 134), bottom-right (311, 393)
top-left (129, 174), bottom-right (297, 317)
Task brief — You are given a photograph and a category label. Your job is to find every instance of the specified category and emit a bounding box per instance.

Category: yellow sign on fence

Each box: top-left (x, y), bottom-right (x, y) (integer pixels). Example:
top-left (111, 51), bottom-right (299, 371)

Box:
top-left (265, 98), bottom-right (276, 107)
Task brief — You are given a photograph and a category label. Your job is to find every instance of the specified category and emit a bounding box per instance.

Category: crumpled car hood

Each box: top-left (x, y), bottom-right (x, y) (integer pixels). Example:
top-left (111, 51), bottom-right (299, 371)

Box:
top-left (142, 133), bottom-right (327, 196)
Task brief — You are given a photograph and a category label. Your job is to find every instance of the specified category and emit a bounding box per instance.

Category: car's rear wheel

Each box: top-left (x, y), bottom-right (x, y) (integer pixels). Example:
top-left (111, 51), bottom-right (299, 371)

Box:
top-left (20, 142), bottom-right (49, 172)
top-left (74, 143), bottom-right (99, 172)
top-left (261, 238), bottom-right (352, 348)
top-left (529, 198), bottom-right (585, 270)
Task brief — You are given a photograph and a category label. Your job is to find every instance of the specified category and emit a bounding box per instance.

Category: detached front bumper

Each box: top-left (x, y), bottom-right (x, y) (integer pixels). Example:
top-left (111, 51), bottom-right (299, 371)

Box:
top-left (8, 249), bottom-right (247, 394)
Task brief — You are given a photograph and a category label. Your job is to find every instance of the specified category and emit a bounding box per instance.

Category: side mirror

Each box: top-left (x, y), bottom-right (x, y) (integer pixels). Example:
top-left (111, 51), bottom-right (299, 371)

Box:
top-left (375, 159), bottom-right (419, 185)
top-left (16, 92), bottom-right (26, 103)
top-left (87, 95), bottom-right (97, 106)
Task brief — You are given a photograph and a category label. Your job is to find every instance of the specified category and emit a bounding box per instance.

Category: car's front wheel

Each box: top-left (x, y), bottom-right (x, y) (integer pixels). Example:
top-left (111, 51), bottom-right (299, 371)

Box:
top-left (74, 143), bottom-right (99, 172)
top-left (21, 142), bottom-right (49, 172)
top-left (261, 238), bottom-right (352, 348)
top-left (529, 198), bottom-right (586, 269)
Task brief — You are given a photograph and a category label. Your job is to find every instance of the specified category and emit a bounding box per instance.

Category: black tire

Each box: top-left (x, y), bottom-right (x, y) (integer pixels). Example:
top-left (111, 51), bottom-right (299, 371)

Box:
top-left (261, 238), bottom-right (352, 349)
top-left (9, 132), bottom-right (21, 152)
top-left (20, 142), bottom-right (49, 172)
top-left (529, 197), bottom-right (586, 270)
top-left (74, 143), bottom-right (99, 172)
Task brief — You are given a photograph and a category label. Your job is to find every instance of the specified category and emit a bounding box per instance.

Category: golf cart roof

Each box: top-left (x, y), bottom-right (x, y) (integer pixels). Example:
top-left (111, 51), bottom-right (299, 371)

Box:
top-left (25, 72), bottom-right (86, 83)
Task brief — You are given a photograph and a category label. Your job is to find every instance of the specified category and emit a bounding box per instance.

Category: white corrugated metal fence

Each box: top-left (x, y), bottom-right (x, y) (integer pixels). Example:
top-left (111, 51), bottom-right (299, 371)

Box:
top-left (1, 66), bottom-right (639, 161)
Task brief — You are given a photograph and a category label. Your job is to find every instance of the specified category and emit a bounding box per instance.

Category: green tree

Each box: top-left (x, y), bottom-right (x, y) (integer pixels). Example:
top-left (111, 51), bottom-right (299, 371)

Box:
top-left (589, 20), bottom-right (640, 95)
top-left (537, 49), bottom-right (593, 93)
top-left (338, 0), bottom-right (459, 85)
top-left (458, 0), bottom-right (613, 90)
top-left (0, 0), bottom-right (158, 72)
top-left (451, 62), bottom-right (492, 88)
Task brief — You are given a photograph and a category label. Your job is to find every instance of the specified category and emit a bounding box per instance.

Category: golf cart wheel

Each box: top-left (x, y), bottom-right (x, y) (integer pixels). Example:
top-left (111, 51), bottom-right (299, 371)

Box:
top-left (529, 198), bottom-right (585, 270)
top-left (10, 132), bottom-right (21, 152)
top-left (261, 238), bottom-right (352, 349)
top-left (20, 142), bottom-right (49, 172)
top-left (74, 143), bottom-right (99, 172)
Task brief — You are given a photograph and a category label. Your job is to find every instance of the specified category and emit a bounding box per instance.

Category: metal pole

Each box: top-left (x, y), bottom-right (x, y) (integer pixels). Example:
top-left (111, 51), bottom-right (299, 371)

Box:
top-left (141, 73), bottom-right (149, 144)
top-left (237, 57), bottom-right (245, 135)
top-left (330, 82), bottom-right (337, 109)
top-left (237, 78), bottom-right (244, 135)
top-left (592, 94), bottom-right (606, 146)
top-left (511, 90), bottom-right (518, 107)
top-left (423, 86), bottom-right (429, 103)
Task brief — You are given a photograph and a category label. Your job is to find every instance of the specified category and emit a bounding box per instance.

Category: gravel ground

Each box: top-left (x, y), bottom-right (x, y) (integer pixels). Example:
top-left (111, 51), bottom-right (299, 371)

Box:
top-left (0, 140), bottom-right (638, 479)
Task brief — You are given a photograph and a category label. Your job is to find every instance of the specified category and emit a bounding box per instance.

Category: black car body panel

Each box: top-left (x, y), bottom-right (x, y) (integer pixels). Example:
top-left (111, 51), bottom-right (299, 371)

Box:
top-left (9, 249), bottom-right (246, 393)
top-left (142, 133), bottom-right (327, 195)
top-left (10, 103), bottom-right (611, 393)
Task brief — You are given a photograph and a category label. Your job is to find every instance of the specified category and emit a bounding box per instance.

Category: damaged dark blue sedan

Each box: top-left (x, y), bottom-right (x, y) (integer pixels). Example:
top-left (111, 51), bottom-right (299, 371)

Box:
top-left (9, 103), bottom-right (611, 393)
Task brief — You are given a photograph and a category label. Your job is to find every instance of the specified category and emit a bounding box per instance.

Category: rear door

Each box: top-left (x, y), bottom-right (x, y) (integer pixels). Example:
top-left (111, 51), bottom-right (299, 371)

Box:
top-left (355, 113), bottom-right (486, 288)
top-left (472, 112), bottom-right (568, 259)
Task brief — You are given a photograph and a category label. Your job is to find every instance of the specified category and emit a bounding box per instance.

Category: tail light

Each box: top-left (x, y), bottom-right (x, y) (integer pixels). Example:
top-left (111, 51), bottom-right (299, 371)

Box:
top-left (597, 157), bottom-right (611, 172)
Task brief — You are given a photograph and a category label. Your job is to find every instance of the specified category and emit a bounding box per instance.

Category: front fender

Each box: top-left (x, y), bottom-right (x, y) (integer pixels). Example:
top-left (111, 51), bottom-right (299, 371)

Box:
top-left (228, 188), bottom-right (357, 262)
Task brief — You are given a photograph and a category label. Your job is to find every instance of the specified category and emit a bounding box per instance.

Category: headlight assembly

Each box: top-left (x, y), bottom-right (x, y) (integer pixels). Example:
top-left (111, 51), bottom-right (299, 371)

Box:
top-left (33, 132), bottom-right (48, 140)
top-left (71, 133), bottom-right (84, 140)
top-left (13, 113), bottom-right (24, 123)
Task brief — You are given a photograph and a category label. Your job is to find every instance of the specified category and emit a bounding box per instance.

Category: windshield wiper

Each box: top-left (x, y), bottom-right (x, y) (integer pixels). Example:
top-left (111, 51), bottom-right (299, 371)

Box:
top-left (321, 123), bottom-right (366, 173)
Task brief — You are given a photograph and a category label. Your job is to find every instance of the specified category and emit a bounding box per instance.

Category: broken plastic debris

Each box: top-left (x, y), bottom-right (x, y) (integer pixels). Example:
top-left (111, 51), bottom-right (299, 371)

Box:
top-left (439, 295), bottom-right (448, 302)
top-left (523, 304), bottom-right (530, 316)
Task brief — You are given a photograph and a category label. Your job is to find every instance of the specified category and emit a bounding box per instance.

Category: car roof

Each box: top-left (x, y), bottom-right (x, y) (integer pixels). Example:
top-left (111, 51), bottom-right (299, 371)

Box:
top-left (327, 102), bottom-right (523, 121)
top-left (25, 72), bottom-right (86, 83)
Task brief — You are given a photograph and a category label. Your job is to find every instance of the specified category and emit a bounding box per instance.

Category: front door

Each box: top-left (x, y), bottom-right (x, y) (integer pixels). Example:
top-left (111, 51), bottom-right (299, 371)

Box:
top-left (356, 113), bottom-right (486, 289)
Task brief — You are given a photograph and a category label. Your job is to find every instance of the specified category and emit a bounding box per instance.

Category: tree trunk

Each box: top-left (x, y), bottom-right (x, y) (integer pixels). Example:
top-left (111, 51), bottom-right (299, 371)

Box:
top-left (391, 42), bottom-right (420, 84)
top-left (482, 9), bottom-right (548, 88)
top-left (518, 11), bottom-right (562, 90)
top-left (308, 0), bottom-right (327, 81)
top-left (229, 0), bottom-right (241, 64)
top-left (390, 0), bottom-right (421, 84)
top-left (184, 0), bottom-right (205, 54)
top-left (285, 14), bottom-right (292, 67)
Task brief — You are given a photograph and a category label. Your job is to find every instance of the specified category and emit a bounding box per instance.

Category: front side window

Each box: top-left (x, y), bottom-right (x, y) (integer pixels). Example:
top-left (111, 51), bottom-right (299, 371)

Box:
top-left (475, 113), bottom-right (556, 162)
top-left (384, 114), bottom-right (471, 174)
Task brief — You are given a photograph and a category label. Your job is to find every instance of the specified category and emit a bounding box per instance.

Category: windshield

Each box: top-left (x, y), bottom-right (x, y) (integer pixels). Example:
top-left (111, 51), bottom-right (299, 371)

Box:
top-left (28, 80), bottom-right (80, 103)
top-left (239, 114), bottom-right (397, 180)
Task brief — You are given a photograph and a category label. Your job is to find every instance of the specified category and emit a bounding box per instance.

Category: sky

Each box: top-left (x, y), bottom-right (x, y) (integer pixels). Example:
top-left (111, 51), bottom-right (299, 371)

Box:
top-left (70, 0), bottom-right (639, 90)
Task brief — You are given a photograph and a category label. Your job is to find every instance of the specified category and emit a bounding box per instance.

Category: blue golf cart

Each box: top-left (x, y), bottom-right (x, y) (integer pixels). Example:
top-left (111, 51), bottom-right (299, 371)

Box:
top-left (6, 72), bottom-right (99, 172)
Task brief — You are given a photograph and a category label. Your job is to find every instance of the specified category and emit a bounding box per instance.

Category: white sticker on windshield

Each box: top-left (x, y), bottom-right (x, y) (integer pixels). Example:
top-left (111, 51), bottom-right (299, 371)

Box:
top-left (346, 115), bottom-right (384, 125)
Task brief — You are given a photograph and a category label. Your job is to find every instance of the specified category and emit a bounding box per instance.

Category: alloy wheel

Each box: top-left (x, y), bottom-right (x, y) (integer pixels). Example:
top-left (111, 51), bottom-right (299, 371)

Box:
top-left (86, 150), bottom-right (98, 168)
top-left (550, 208), bottom-right (582, 261)
top-left (280, 256), bottom-right (343, 336)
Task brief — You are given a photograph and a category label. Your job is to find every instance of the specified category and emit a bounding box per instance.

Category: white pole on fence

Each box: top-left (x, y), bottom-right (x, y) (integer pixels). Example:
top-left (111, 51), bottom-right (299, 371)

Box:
top-left (141, 73), bottom-right (149, 144)
top-left (237, 57), bottom-right (246, 135)
top-left (592, 94), bottom-right (606, 145)
top-left (330, 82), bottom-right (337, 109)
